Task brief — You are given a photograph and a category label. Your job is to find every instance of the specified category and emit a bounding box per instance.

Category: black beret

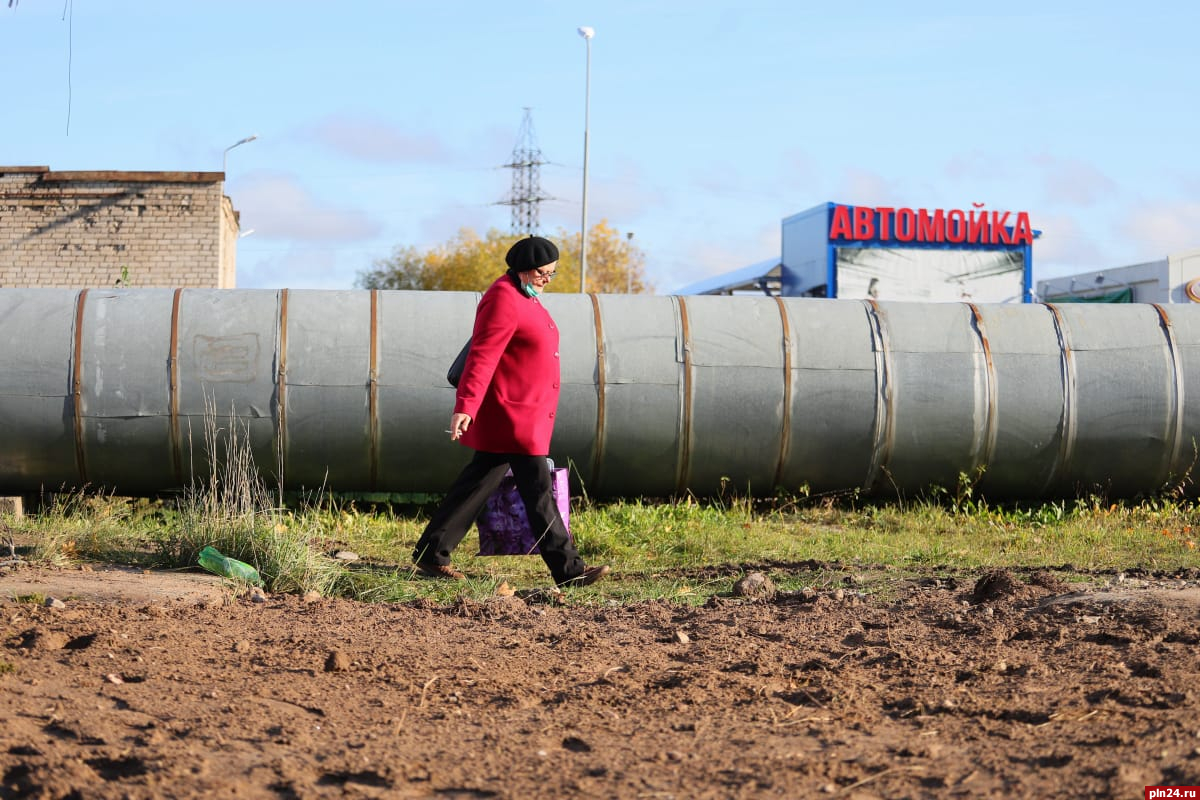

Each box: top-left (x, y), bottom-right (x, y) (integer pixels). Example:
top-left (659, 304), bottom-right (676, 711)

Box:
top-left (505, 236), bottom-right (559, 271)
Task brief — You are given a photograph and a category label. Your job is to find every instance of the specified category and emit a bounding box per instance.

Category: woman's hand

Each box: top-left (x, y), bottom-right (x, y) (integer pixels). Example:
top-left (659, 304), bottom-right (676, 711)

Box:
top-left (449, 413), bottom-right (472, 441)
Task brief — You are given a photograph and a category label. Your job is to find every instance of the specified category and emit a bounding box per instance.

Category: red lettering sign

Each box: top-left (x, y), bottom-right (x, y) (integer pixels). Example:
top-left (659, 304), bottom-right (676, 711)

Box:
top-left (853, 206), bottom-right (874, 239)
top-left (829, 205), bottom-right (853, 240)
top-left (828, 205), bottom-right (1034, 246)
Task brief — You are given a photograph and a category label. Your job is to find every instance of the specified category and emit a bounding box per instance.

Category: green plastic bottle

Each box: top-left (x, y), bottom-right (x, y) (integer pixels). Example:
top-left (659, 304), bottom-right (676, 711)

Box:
top-left (197, 546), bottom-right (263, 586)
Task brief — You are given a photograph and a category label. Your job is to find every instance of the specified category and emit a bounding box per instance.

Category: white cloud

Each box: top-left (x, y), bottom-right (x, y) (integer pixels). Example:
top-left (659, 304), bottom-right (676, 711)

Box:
top-left (1026, 211), bottom-right (1105, 272)
top-left (1119, 202), bottom-right (1200, 256)
top-left (1030, 154), bottom-right (1117, 207)
top-left (305, 114), bottom-right (453, 163)
top-left (537, 158), bottom-right (666, 239)
top-left (590, 161), bottom-right (667, 228)
top-left (942, 150), bottom-right (1019, 185)
top-left (693, 160), bottom-right (746, 198)
top-left (237, 248), bottom-right (353, 291)
top-left (419, 203), bottom-right (497, 244)
top-left (660, 220), bottom-right (778, 293)
top-left (1178, 170), bottom-right (1200, 196)
top-left (835, 168), bottom-right (905, 207)
top-left (236, 172), bottom-right (383, 242)
top-left (783, 150), bottom-right (821, 187)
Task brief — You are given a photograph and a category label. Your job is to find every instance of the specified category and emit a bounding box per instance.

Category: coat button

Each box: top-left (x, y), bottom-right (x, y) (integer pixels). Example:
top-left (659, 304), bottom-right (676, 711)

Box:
top-left (553, 382), bottom-right (559, 388)
top-left (554, 351), bottom-right (559, 358)
top-left (549, 411), bottom-right (555, 418)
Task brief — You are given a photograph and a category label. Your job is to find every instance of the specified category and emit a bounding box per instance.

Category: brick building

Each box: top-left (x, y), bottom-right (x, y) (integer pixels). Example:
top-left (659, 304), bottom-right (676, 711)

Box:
top-left (0, 166), bottom-right (240, 289)
top-left (0, 166), bottom-right (241, 518)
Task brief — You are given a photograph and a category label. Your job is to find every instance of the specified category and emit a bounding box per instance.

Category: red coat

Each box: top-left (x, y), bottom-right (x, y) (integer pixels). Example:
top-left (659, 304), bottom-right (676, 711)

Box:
top-left (454, 274), bottom-right (561, 455)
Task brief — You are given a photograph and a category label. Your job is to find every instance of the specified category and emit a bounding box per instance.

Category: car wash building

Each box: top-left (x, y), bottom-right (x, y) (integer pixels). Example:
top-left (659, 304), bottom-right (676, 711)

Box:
top-left (680, 201), bottom-right (1037, 303)
top-left (1035, 247), bottom-right (1200, 304)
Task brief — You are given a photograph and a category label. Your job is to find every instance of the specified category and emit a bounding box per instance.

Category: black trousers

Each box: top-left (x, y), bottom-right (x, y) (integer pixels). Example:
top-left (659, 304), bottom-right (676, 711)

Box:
top-left (412, 451), bottom-right (585, 584)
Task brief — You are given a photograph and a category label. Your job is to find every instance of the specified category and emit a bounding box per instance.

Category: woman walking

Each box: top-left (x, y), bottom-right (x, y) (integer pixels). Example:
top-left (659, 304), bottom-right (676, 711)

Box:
top-left (412, 236), bottom-right (609, 587)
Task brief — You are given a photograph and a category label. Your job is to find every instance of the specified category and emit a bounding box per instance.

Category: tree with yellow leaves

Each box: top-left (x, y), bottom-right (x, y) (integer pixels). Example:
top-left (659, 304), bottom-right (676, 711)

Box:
top-left (357, 220), bottom-right (652, 294)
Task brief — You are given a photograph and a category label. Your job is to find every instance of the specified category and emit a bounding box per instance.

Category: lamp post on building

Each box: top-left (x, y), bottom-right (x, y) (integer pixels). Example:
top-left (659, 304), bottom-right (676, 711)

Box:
top-left (577, 26), bottom-right (594, 294)
top-left (222, 134), bottom-right (259, 174)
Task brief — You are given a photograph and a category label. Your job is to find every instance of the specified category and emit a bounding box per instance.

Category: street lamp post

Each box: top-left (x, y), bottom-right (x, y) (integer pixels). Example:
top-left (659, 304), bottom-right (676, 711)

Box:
top-left (223, 134), bottom-right (259, 174)
top-left (577, 26), bottom-right (594, 294)
top-left (626, 231), bottom-right (634, 293)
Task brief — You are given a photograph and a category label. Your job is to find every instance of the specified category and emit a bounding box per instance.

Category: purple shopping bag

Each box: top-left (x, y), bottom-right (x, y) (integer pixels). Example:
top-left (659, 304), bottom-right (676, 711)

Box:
top-left (477, 468), bottom-right (571, 556)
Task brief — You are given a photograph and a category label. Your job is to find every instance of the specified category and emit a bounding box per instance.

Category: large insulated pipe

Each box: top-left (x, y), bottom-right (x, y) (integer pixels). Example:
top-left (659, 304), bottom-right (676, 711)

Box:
top-left (1, 288), bottom-right (1198, 500)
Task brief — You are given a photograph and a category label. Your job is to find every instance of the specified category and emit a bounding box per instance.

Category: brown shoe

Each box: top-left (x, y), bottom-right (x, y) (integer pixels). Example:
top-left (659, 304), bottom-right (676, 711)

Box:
top-left (560, 564), bottom-right (610, 587)
top-left (414, 561), bottom-right (466, 581)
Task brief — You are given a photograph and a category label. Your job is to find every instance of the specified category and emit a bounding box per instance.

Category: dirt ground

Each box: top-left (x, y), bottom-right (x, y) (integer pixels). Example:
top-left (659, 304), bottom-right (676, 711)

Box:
top-left (3, 562), bottom-right (1200, 799)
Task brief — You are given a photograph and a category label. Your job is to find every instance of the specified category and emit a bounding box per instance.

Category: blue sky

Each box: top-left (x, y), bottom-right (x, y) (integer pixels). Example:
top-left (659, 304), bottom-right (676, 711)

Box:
top-left (4, 1), bottom-right (1199, 293)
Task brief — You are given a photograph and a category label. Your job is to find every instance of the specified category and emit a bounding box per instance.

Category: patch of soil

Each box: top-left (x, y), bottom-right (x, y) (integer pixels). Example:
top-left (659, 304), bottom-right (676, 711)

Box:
top-left (3, 563), bottom-right (1200, 798)
top-left (1, 564), bottom-right (227, 607)
top-left (972, 568), bottom-right (1021, 602)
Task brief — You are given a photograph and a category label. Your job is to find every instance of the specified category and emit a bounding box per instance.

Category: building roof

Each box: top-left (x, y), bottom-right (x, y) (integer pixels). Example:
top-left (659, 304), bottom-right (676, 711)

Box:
top-left (0, 166), bottom-right (222, 183)
top-left (673, 258), bottom-right (782, 296)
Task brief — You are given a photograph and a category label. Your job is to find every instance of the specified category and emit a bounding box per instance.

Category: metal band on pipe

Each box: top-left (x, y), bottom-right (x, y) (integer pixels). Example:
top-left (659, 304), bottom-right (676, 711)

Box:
top-left (368, 289), bottom-right (380, 490)
top-left (1043, 303), bottom-right (1077, 496)
top-left (676, 296), bottom-right (694, 494)
top-left (773, 296), bottom-right (793, 490)
top-left (589, 293), bottom-right (607, 491)
top-left (169, 288), bottom-right (184, 485)
top-left (1152, 303), bottom-right (1186, 485)
top-left (276, 289), bottom-right (289, 486)
top-left (71, 289), bottom-right (89, 486)
top-left (863, 299), bottom-right (895, 493)
top-left (966, 303), bottom-right (999, 476)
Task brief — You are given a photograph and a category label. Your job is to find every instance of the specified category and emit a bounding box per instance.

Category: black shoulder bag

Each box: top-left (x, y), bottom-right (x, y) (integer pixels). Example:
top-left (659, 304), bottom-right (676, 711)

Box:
top-left (446, 339), bottom-right (471, 387)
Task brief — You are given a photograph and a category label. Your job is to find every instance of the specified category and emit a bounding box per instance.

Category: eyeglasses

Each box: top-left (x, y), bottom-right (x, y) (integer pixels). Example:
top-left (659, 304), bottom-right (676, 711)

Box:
top-left (533, 268), bottom-right (556, 280)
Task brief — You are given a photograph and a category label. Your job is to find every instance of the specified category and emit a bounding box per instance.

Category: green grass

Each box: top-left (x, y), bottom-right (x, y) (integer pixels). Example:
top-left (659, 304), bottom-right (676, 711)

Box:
top-left (6, 488), bottom-right (1200, 606)
top-left (5, 414), bottom-right (1197, 605)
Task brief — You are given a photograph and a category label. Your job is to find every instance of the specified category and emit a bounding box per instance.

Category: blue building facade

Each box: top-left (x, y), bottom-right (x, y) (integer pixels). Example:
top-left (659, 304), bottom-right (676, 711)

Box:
top-left (781, 202), bottom-right (1036, 302)
top-left (677, 202), bottom-right (1037, 302)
